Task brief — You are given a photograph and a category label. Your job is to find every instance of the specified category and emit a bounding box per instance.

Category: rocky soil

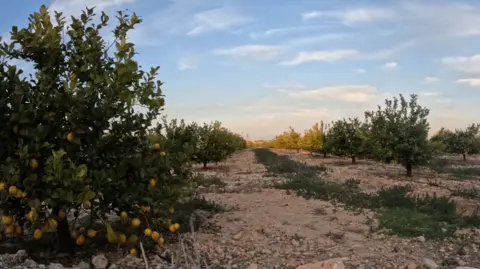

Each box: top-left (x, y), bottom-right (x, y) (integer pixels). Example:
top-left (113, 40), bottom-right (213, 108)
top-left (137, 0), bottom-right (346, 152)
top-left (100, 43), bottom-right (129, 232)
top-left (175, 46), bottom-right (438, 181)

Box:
top-left (2, 149), bottom-right (480, 269)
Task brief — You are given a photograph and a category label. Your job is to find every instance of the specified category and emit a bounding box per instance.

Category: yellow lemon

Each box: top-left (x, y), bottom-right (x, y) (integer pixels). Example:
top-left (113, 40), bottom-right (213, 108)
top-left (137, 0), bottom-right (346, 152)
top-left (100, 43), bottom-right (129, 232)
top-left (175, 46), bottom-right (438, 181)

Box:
top-left (48, 219), bottom-right (57, 229)
top-left (76, 234), bottom-right (85, 245)
top-left (160, 151), bottom-right (166, 157)
top-left (169, 225), bottom-right (176, 233)
top-left (153, 143), bottom-right (160, 150)
top-left (130, 249), bottom-right (137, 256)
top-left (5, 225), bottom-right (14, 235)
top-left (87, 229), bottom-right (97, 238)
top-left (15, 190), bottom-right (23, 198)
top-left (83, 200), bottom-right (91, 209)
top-left (118, 233), bottom-right (127, 244)
top-left (149, 179), bottom-right (156, 187)
top-left (173, 223), bottom-right (180, 231)
top-left (8, 186), bottom-right (18, 195)
top-left (158, 237), bottom-right (165, 245)
top-left (120, 211), bottom-right (128, 218)
top-left (30, 159), bottom-right (38, 169)
top-left (2, 216), bottom-right (13, 226)
top-left (0, 182), bottom-right (5, 190)
top-left (131, 218), bottom-right (141, 227)
top-left (67, 132), bottom-right (74, 142)
top-left (151, 231), bottom-right (160, 241)
top-left (144, 228), bottom-right (152, 237)
top-left (33, 229), bottom-right (43, 240)
top-left (15, 225), bottom-right (23, 235)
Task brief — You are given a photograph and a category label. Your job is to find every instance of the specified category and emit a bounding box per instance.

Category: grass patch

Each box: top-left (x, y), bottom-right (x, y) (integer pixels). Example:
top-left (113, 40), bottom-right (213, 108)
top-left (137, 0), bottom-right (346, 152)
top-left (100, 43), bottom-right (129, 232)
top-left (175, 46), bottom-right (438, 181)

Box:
top-left (253, 148), bottom-right (480, 239)
top-left (427, 158), bottom-right (480, 180)
top-left (197, 175), bottom-right (227, 188)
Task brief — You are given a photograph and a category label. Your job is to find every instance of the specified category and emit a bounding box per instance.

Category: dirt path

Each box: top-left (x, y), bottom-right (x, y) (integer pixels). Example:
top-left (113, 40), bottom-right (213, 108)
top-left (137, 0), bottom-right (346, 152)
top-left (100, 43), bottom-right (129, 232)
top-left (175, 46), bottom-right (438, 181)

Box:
top-left (195, 150), bottom-right (480, 269)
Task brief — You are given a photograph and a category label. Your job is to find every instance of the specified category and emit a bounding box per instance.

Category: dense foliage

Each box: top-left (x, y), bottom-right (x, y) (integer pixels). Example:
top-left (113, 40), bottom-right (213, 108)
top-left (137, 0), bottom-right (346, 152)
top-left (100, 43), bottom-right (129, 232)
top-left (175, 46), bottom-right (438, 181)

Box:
top-left (0, 6), bottom-right (245, 254)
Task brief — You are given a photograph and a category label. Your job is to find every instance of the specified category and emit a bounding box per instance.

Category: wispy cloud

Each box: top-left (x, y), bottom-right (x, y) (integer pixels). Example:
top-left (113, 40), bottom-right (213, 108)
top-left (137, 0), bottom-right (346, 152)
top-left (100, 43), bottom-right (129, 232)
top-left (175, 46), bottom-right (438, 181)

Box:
top-left (249, 25), bottom-right (332, 40)
top-left (301, 8), bottom-right (394, 25)
top-left (49, 0), bottom-right (136, 16)
top-left (352, 68), bottom-right (366, 74)
top-left (442, 55), bottom-right (480, 74)
top-left (280, 50), bottom-right (359, 66)
top-left (418, 91), bottom-right (441, 97)
top-left (456, 78), bottom-right (480, 87)
top-left (177, 53), bottom-right (201, 71)
top-left (422, 77), bottom-right (439, 84)
top-left (382, 61), bottom-right (398, 70)
top-left (186, 7), bottom-right (252, 36)
top-left (213, 45), bottom-right (284, 61)
top-left (282, 85), bottom-right (377, 103)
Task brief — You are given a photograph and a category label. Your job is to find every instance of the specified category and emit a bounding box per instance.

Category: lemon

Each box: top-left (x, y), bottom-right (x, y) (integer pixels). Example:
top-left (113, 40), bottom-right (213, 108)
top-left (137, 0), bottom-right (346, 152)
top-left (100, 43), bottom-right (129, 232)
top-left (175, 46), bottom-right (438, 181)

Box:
top-left (33, 229), bottom-right (43, 240)
top-left (130, 249), bottom-right (137, 256)
top-left (144, 228), bottom-right (152, 237)
top-left (30, 158), bottom-right (38, 169)
top-left (151, 231), bottom-right (160, 241)
top-left (149, 179), bottom-right (156, 187)
top-left (87, 229), bottom-right (97, 238)
top-left (169, 225), bottom-right (176, 233)
top-left (0, 182), bottom-right (5, 190)
top-left (2, 216), bottom-right (13, 226)
top-left (118, 233), bottom-right (127, 244)
top-left (158, 237), bottom-right (165, 245)
top-left (8, 186), bottom-right (18, 195)
top-left (76, 234), bottom-right (85, 245)
top-left (83, 200), bottom-right (91, 209)
top-left (131, 218), bottom-right (141, 227)
top-left (153, 143), bottom-right (160, 150)
top-left (48, 219), bottom-right (58, 229)
top-left (67, 132), bottom-right (74, 142)
top-left (173, 223), bottom-right (180, 231)
top-left (160, 151), bottom-right (166, 157)
top-left (120, 211), bottom-right (128, 218)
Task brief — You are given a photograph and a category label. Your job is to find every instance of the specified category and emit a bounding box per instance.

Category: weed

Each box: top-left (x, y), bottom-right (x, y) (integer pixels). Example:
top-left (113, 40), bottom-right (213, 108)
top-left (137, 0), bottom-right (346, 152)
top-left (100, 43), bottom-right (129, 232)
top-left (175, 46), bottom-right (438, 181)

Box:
top-left (254, 149), bottom-right (480, 239)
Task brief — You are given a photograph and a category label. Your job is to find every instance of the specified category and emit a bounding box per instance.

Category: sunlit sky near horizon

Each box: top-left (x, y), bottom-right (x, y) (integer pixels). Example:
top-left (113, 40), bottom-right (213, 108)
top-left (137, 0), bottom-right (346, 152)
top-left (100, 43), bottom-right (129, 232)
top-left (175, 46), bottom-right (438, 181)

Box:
top-left (2, 0), bottom-right (480, 140)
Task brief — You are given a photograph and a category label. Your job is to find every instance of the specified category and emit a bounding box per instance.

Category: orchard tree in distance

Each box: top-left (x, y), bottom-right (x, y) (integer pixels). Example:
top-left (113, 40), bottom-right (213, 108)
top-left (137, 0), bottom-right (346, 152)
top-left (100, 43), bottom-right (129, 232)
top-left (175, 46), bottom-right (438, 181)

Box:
top-left (365, 94), bottom-right (430, 177)
top-left (299, 122), bottom-right (324, 154)
top-left (0, 5), bottom-right (189, 253)
top-left (325, 118), bottom-right (364, 164)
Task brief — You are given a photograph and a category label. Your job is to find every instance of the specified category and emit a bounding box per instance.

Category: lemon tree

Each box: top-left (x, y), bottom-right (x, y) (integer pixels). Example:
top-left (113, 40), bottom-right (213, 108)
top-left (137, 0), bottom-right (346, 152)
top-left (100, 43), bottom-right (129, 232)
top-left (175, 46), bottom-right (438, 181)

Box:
top-left (0, 6), bottom-right (189, 253)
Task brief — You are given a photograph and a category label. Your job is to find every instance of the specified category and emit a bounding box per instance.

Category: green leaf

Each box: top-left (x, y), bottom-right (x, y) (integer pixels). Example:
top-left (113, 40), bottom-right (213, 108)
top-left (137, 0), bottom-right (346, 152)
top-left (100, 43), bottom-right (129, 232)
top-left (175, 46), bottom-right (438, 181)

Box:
top-left (76, 164), bottom-right (88, 179)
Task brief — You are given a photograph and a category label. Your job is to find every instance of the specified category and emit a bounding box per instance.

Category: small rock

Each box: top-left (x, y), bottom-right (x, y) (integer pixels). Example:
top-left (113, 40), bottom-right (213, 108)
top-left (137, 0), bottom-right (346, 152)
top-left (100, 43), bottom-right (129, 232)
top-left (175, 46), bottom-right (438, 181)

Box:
top-left (422, 258), bottom-right (439, 269)
top-left (92, 255), bottom-right (108, 269)
top-left (295, 258), bottom-right (346, 269)
top-left (76, 261), bottom-right (91, 269)
top-left (247, 263), bottom-right (258, 269)
top-left (48, 263), bottom-right (64, 269)
top-left (292, 239), bottom-right (300, 247)
top-left (215, 246), bottom-right (224, 255)
top-left (416, 236), bottom-right (426, 243)
top-left (14, 250), bottom-right (28, 263)
top-left (406, 263), bottom-right (418, 269)
top-left (23, 259), bottom-right (37, 267)
top-left (233, 232), bottom-right (243, 240)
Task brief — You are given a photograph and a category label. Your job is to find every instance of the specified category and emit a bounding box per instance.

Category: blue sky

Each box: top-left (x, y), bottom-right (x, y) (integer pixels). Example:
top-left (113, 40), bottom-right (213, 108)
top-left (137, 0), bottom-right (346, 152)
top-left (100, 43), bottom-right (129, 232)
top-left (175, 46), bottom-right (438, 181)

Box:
top-left (2, 0), bottom-right (480, 139)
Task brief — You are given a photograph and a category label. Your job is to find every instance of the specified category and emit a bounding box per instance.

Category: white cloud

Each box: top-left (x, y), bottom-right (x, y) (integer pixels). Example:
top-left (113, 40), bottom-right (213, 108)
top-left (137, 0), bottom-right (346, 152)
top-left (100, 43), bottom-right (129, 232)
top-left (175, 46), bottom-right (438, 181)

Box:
top-left (353, 68), bottom-right (366, 74)
top-left (456, 78), bottom-right (480, 87)
top-left (49, 0), bottom-right (135, 17)
top-left (280, 50), bottom-right (359, 66)
top-left (382, 62), bottom-right (398, 70)
top-left (418, 91), bottom-right (441, 97)
top-left (422, 76), bottom-right (439, 84)
top-left (176, 53), bottom-right (201, 71)
top-left (186, 7), bottom-right (251, 36)
top-left (249, 25), bottom-right (329, 40)
top-left (213, 45), bottom-right (284, 61)
top-left (302, 8), bottom-right (394, 25)
top-left (284, 85), bottom-right (377, 103)
top-left (442, 55), bottom-right (480, 74)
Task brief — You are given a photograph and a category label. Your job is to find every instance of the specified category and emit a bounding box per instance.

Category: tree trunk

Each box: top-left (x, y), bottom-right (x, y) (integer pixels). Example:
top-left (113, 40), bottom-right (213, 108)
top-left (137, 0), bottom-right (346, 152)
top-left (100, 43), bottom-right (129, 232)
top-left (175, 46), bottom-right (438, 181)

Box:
top-left (323, 151), bottom-right (327, 158)
top-left (351, 155), bottom-right (356, 164)
top-left (203, 161), bottom-right (207, 169)
top-left (406, 162), bottom-right (412, 177)
top-left (463, 153), bottom-right (466, 161)
top-left (56, 212), bottom-right (75, 255)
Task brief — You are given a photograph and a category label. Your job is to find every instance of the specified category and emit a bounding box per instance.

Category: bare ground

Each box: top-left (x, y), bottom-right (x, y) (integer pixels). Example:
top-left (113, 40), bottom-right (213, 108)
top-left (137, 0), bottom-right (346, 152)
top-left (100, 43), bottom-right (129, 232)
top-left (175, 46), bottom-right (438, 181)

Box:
top-left (193, 149), bottom-right (480, 269)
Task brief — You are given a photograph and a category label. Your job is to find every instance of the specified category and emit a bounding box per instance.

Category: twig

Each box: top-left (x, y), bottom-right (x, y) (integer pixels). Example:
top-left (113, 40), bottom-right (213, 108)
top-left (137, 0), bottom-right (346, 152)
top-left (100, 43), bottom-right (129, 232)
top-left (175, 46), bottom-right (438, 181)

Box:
top-left (139, 242), bottom-right (150, 269)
